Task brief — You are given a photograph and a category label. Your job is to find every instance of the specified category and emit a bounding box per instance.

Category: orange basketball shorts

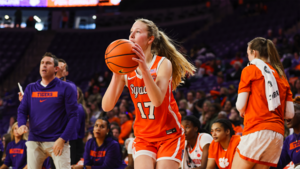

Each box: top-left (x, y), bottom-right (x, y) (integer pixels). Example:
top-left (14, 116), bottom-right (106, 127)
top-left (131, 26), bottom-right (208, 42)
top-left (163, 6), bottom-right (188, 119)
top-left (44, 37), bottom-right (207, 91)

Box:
top-left (132, 132), bottom-right (185, 164)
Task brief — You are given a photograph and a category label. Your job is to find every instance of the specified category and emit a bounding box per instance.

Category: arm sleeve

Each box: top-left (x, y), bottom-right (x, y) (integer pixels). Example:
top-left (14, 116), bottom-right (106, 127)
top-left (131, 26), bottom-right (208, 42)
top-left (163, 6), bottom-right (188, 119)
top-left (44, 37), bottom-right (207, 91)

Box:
top-left (3, 144), bottom-right (11, 166)
top-left (199, 134), bottom-right (213, 149)
top-left (17, 86), bottom-right (30, 127)
top-left (285, 86), bottom-right (294, 119)
top-left (270, 139), bottom-right (291, 169)
top-left (60, 84), bottom-right (78, 141)
top-left (285, 101), bottom-right (294, 119)
top-left (236, 92), bottom-right (249, 117)
top-left (127, 139), bottom-right (134, 155)
top-left (91, 143), bottom-right (123, 169)
top-left (84, 140), bottom-right (92, 165)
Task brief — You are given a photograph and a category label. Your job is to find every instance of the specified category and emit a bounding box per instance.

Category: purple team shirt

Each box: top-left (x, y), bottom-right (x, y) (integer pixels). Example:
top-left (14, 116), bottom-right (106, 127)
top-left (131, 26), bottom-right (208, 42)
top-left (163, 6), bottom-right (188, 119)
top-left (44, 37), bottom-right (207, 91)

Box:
top-left (18, 77), bottom-right (78, 142)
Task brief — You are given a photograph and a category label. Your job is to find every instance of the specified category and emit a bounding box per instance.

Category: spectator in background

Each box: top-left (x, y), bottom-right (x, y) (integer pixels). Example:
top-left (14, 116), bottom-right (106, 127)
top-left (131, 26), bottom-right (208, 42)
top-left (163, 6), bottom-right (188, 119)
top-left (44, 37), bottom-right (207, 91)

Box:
top-left (293, 79), bottom-right (300, 98)
top-left (14, 8), bottom-right (22, 28)
top-left (276, 28), bottom-right (285, 44)
top-left (179, 109), bottom-right (187, 119)
top-left (111, 126), bottom-right (123, 145)
top-left (214, 58), bottom-right (225, 75)
top-left (72, 117), bottom-right (126, 169)
top-left (1, 134), bottom-right (11, 163)
top-left (6, 117), bottom-right (16, 134)
top-left (289, 52), bottom-right (300, 76)
top-left (113, 106), bottom-right (120, 117)
top-left (223, 100), bottom-right (232, 115)
top-left (179, 99), bottom-right (192, 116)
top-left (195, 60), bottom-right (205, 77)
top-left (227, 61), bottom-right (242, 81)
top-left (0, 122), bottom-right (27, 169)
top-left (266, 29), bottom-right (273, 40)
top-left (229, 108), bottom-right (243, 135)
top-left (99, 71), bottom-right (112, 88)
top-left (87, 85), bottom-right (102, 107)
top-left (70, 87), bottom-right (86, 165)
top-left (187, 91), bottom-right (195, 112)
top-left (227, 85), bottom-right (238, 104)
top-left (203, 104), bottom-right (221, 132)
top-left (201, 59), bottom-right (214, 76)
top-left (212, 74), bottom-right (224, 91)
top-left (230, 52), bottom-right (243, 66)
top-left (199, 101), bottom-right (211, 124)
top-left (107, 110), bottom-right (121, 126)
top-left (175, 91), bottom-right (184, 104)
top-left (119, 113), bottom-right (133, 145)
top-left (193, 90), bottom-right (206, 117)
top-left (90, 102), bottom-right (102, 125)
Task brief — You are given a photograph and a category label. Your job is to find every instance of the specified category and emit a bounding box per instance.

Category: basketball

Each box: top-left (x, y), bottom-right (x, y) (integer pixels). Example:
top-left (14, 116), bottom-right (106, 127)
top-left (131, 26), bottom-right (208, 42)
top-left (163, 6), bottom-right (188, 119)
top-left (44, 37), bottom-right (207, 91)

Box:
top-left (105, 39), bottom-right (139, 75)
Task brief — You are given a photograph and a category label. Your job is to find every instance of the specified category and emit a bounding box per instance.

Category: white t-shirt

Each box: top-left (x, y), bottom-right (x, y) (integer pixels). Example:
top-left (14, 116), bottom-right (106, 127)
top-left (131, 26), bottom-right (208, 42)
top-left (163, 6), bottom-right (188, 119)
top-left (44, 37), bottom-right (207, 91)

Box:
top-left (182, 133), bottom-right (213, 168)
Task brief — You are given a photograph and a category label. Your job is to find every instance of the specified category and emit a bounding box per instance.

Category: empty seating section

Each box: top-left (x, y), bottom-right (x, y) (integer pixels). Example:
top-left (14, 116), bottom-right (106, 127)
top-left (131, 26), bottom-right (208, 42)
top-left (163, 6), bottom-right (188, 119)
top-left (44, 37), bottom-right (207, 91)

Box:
top-left (0, 31), bottom-right (34, 83)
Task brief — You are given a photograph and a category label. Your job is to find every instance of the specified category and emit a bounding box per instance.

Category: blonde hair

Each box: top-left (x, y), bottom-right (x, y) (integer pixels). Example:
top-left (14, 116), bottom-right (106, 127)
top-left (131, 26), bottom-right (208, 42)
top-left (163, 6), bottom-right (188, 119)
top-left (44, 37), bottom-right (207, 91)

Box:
top-left (248, 37), bottom-right (286, 79)
top-left (77, 87), bottom-right (89, 125)
top-left (136, 18), bottom-right (196, 90)
top-left (10, 122), bottom-right (28, 141)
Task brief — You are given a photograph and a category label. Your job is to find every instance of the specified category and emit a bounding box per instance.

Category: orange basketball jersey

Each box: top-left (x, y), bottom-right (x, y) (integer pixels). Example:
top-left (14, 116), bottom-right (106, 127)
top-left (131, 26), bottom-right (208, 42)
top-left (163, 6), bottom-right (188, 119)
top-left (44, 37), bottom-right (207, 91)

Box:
top-left (125, 55), bottom-right (182, 142)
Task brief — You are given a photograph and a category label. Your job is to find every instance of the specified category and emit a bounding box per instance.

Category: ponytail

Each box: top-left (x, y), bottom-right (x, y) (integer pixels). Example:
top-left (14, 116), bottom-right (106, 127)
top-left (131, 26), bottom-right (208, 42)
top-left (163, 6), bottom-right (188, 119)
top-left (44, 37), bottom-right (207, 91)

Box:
top-left (248, 37), bottom-right (286, 79)
top-left (266, 39), bottom-right (286, 78)
top-left (136, 18), bottom-right (196, 90)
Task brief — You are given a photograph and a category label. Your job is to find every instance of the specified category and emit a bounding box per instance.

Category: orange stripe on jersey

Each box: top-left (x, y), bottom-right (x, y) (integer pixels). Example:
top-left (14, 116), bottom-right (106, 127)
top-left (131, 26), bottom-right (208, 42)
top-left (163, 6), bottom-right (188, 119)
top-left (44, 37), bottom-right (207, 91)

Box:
top-left (32, 92), bottom-right (58, 98)
top-left (127, 55), bottom-right (182, 142)
top-left (90, 150), bottom-right (106, 157)
top-left (9, 148), bottom-right (24, 154)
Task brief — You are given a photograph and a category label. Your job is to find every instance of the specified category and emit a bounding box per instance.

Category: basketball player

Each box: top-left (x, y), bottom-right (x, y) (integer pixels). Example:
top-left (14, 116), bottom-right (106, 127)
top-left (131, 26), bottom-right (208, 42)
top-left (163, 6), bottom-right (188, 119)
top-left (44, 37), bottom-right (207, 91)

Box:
top-left (232, 37), bottom-right (295, 169)
top-left (17, 52), bottom-right (78, 169)
top-left (102, 18), bottom-right (195, 169)
top-left (207, 119), bottom-right (240, 169)
top-left (181, 115), bottom-right (212, 169)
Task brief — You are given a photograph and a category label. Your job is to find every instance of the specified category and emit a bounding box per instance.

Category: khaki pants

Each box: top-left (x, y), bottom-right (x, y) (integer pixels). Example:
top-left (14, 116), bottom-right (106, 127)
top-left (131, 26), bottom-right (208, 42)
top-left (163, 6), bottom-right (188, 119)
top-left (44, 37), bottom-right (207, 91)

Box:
top-left (26, 141), bottom-right (71, 169)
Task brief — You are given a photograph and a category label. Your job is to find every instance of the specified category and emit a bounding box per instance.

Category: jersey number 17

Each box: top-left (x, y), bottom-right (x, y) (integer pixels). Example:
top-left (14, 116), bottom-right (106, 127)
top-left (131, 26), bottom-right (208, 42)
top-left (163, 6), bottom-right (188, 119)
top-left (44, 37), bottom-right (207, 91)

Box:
top-left (137, 102), bottom-right (155, 119)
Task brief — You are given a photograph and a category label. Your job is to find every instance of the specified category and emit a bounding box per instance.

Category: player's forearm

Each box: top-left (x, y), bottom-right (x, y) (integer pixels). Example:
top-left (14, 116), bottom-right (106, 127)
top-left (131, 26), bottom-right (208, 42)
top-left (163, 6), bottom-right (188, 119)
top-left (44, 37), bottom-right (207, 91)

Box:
top-left (236, 92), bottom-right (249, 117)
top-left (102, 74), bottom-right (124, 112)
top-left (140, 69), bottom-right (164, 107)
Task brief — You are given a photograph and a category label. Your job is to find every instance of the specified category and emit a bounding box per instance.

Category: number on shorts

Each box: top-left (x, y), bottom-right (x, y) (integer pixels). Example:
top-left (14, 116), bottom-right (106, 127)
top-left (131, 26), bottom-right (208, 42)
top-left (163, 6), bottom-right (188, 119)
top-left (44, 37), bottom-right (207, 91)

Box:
top-left (137, 102), bottom-right (155, 119)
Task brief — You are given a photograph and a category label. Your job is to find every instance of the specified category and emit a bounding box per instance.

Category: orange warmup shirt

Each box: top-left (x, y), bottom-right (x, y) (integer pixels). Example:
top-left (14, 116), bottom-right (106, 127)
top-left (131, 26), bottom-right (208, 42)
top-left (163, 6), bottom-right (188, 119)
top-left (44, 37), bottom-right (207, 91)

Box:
top-left (208, 135), bottom-right (241, 169)
top-left (119, 120), bottom-right (133, 142)
top-left (238, 63), bottom-right (293, 136)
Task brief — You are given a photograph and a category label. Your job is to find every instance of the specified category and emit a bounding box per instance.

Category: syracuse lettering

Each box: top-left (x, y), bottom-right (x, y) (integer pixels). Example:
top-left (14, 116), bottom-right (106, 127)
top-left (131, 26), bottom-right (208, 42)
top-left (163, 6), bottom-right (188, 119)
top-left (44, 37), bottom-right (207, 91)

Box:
top-left (32, 92), bottom-right (58, 98)
top-left (130, 84), bottom-right (147, 98)
top-left (90, 150), bottom-right (106, 157)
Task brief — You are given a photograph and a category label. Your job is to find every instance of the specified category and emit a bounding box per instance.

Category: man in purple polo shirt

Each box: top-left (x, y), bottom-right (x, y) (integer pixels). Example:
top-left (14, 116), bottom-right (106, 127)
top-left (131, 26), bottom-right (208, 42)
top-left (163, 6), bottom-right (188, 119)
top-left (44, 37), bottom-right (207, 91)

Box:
top-left (17, 52), bottom-right (78, 169)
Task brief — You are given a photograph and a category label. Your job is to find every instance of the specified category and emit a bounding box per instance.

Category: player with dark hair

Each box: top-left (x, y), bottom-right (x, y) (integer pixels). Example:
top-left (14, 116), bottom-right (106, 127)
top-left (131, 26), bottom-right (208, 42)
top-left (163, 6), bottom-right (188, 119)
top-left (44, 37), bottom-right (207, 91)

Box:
top-left (181, 116), bottom-right (212, 169)
top-left (206, 119), bottom-right (240, 169)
